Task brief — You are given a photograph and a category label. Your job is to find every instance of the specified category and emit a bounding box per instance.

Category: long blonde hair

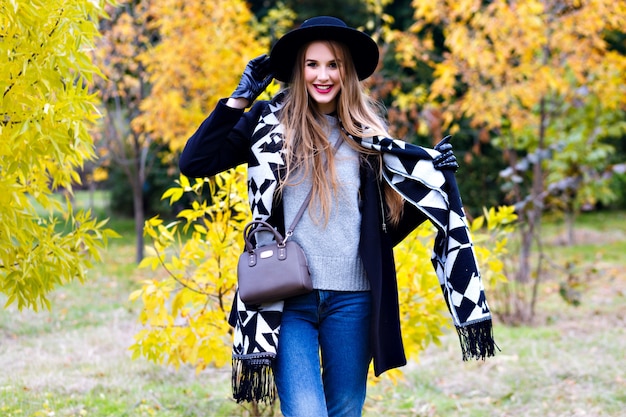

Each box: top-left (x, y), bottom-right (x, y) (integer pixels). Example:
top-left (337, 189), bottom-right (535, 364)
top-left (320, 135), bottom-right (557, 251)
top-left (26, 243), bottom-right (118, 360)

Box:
top-left (277, 40), bottom-right (404, 225)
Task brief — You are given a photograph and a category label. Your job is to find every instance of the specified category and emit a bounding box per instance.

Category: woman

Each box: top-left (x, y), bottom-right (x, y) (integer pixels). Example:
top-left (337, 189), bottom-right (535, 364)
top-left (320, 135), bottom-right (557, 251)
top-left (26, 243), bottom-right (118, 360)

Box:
top-left (179, 16), bottom-right (494, 417)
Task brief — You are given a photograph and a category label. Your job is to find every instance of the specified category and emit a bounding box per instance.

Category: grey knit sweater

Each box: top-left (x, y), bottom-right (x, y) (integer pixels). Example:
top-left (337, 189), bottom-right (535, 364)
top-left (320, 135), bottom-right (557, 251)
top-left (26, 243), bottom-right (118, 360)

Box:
top-left (281, 115), bottom-right (369, 291)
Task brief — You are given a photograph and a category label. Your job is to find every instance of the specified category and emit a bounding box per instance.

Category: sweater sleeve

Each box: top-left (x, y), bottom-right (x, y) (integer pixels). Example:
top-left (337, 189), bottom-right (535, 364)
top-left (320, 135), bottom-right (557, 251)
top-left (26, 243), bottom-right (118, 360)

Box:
top-left (388, 200), bottom-right (428, 247)
top-left (178, 99), bottom-right (267, 178)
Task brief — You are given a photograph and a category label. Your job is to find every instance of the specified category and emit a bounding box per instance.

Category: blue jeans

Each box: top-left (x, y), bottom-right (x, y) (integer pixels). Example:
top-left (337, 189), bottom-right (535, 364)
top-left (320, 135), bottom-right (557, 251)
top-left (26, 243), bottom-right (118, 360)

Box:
top-left (275, 290), bottom-right (372, 417)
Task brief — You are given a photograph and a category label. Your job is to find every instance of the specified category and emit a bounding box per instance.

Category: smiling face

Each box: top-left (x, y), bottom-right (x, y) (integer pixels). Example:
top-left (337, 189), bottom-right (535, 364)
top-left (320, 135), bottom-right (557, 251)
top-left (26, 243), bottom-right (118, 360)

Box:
top-left (303, 41), bottom-right (343, 114)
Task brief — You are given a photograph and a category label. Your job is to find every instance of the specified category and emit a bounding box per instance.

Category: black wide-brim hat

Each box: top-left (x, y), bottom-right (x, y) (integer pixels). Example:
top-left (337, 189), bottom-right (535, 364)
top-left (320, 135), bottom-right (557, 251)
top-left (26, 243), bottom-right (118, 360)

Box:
top-left (270, 16), bottom-right (379, 83)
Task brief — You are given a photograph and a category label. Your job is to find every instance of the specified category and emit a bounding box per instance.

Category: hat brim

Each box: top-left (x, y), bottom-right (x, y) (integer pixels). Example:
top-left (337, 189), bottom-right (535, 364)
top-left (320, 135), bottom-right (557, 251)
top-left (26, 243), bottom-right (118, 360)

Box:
top-left (270, 25), bottom-right (379, 83)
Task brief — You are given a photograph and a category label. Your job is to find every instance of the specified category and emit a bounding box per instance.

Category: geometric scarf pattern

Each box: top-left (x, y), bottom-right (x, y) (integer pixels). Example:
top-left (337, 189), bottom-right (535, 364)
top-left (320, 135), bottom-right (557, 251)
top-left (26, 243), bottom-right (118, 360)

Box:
top-left (346, 132), bottom-right (496, 358)
top-left (345, 133), bottom-right (494, 329)
top-left (231, 294), bottom-right (282, 403)
top-left (232, 93), bottom-right (496, 404)
top-left (231, 94), bottom-right (289, 404)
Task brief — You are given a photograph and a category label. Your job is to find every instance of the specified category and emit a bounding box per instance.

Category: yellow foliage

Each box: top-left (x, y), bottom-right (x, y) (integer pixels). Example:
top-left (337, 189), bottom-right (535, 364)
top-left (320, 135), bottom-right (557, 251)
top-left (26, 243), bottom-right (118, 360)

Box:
top-left (131, 167), bottom-right (249, 369)
top-left (406, 0), bottom-right (626, 134)
top-left (92, 0), bottom-right (289, 202)
top-left (92, 167), bottom-right (109, 182)
top-left (133, 0), bottom-right (276, 153)
top-left (0, 0), bottom-right (119, 311)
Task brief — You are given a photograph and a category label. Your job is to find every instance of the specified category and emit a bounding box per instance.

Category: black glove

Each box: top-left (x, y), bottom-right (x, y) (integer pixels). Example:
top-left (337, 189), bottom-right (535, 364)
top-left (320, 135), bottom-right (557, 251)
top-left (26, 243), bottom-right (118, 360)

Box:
top-left (231, 55), bottom-right (274, 105)
top-left (433, 136), bottom-right (459, 172)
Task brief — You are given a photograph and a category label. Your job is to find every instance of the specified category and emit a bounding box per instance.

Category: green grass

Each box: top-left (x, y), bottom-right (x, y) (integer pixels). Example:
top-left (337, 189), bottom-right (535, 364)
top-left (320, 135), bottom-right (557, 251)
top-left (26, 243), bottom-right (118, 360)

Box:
top-left (0, 241), bottom-right (245, 417)
top-left (541, 211), bottom-right (626, 263)
top-left (1, 204), bottom-right (625, 416)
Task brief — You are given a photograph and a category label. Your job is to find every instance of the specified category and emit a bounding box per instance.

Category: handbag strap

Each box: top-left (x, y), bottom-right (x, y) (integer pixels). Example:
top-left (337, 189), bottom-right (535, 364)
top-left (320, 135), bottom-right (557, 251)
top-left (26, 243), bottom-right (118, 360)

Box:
top-left (284, 134), bottom-right (345, 241)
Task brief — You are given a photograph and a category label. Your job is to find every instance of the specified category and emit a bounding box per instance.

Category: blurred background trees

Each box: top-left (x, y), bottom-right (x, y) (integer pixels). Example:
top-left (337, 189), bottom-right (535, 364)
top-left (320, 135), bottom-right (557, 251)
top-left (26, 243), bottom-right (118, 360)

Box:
top-left (403, 0), bottom-right (626, 322)
top-left (91, 0), bottom-right (626, 263)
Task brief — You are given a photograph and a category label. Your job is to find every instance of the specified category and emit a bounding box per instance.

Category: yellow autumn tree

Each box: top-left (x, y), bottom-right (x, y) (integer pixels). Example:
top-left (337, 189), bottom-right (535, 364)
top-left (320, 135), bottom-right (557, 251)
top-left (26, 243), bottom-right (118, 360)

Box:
top-left (411, 0), bottom-right (626, 132)
top-left (400, 0), bottom-right (626, 323)
top-left (0, 0), bottom-right (118, 310)
top-left (134, 0), bottom-right (280, 154)
top-left (131, 171), bottom-right (249, 371)
top-left (93, 0), bottom-right (286, 264)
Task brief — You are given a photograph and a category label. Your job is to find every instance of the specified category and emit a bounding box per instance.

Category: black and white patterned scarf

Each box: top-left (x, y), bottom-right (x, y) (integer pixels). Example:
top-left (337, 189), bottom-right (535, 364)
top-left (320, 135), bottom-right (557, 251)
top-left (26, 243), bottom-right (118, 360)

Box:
top-left (231, 93), bottom-right (496, 404)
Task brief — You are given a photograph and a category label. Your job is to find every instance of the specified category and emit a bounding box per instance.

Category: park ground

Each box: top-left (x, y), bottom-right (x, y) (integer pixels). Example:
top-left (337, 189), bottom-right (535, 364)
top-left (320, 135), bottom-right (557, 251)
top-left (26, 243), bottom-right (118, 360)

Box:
top-left (1, 206), bottom-right (625, 417)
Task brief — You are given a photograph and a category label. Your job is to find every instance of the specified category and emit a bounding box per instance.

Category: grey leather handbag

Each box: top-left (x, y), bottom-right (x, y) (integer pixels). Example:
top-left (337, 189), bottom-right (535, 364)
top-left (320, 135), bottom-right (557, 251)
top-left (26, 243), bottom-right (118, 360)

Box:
top-left (237, 219), bottom-right (312, 305)
top-left (236, 135), bottom-right (344, 305)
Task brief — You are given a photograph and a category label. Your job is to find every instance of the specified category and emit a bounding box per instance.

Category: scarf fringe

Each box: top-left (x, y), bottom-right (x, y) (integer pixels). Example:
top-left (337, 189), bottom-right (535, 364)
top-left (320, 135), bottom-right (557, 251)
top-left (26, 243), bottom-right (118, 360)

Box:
top-left (456, 319), bottom-right (499, 361)
top-left (232, 357), bottom-right (276, 404)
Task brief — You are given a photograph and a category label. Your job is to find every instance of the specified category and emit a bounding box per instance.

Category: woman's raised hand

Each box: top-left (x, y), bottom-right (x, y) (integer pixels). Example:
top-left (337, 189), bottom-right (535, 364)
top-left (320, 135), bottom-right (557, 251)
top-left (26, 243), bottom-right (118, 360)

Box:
top-left (433, 136), bottom-right (459, 172)
top-left (230, 54), bottom-right (274, 106)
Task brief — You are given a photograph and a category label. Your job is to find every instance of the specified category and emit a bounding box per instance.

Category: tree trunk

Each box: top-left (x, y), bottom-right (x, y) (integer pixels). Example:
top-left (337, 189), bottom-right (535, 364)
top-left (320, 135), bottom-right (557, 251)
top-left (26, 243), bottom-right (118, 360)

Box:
top-left (513, 96), bottom-right (548, 323)
top-left (133, 186), bottom-right (145, 264)
top-left (566, 202), bottom-right (575, 246)
top-left (517, 221), bottom-right (533, 284)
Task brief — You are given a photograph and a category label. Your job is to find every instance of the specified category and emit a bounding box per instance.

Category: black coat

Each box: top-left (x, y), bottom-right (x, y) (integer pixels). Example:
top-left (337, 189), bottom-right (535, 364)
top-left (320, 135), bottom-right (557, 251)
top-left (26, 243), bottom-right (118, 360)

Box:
top-left (179, 99), bottom-right (427, 376)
